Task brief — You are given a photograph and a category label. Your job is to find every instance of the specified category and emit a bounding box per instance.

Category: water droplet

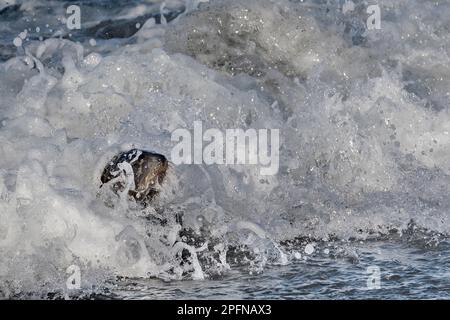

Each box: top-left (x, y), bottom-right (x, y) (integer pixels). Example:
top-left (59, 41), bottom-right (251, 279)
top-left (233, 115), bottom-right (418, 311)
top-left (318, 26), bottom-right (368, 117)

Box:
top-left (13, 37), bottom-right (22, 47)
top-left (304, 243), bottom-right (314, 255)
top-left (19, 30), bottom-right (27, 39)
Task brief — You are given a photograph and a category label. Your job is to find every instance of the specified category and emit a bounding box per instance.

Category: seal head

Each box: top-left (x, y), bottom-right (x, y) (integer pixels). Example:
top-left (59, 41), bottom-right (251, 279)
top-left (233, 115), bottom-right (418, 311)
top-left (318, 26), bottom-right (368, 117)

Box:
top-left (100, 149), bottom-right (168, 206)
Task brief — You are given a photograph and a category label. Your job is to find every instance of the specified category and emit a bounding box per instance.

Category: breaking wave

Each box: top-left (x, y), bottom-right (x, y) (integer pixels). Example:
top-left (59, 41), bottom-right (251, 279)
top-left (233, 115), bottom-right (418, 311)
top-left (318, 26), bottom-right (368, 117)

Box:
top-left (0, 0), bottom-right (449, 297)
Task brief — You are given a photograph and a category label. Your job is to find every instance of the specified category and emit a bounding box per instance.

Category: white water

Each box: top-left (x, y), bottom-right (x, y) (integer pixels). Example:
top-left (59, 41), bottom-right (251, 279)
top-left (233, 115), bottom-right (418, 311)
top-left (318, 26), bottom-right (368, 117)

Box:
top-left (0, 0), bottom-right (449, 298)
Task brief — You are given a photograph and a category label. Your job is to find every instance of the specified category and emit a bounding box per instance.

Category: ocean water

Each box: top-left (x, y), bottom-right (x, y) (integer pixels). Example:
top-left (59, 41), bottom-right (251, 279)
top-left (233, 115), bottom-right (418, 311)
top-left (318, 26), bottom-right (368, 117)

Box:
top-left (0, 0), bottom-right (449, 299)
top-left (111, 240), bottom-right (450, 300)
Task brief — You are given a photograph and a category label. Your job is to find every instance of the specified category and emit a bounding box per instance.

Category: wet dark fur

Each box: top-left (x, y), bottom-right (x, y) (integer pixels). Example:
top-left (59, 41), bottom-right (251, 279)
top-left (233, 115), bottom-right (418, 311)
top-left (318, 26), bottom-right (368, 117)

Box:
top-left (100, 149), bottom-right (168, 206)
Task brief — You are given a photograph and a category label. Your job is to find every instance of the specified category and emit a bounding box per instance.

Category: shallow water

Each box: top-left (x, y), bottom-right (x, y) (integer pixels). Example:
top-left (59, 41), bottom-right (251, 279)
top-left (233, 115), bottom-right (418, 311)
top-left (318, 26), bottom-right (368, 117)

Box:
top-left (108, 240), bottom-right (450, 300)
top-left (1, 0), bottom-right (450, 299)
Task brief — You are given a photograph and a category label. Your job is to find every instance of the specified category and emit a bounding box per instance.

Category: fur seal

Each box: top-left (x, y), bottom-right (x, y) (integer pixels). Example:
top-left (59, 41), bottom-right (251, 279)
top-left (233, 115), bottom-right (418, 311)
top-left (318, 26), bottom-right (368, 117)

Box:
top-left (100, 149), bottom-right (168, 207)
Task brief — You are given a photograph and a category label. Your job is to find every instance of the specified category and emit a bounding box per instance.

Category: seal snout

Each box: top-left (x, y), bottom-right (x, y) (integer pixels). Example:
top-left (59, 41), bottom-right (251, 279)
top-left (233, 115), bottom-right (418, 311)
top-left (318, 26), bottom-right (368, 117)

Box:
top-left (100, 149), bottom-right (169, 206)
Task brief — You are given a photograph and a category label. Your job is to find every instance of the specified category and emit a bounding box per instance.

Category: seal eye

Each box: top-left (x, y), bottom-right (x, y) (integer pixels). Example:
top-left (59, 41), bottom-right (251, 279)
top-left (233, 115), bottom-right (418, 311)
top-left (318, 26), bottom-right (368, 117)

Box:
top-left (100, 149), bottom-right (168, 207)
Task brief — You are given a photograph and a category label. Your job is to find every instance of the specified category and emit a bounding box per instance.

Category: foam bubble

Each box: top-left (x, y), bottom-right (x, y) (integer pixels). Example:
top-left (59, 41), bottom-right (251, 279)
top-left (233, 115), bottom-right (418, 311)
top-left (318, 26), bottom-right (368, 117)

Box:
top-left (13, 37), bottom-right (22, 47)
top-left (304, 244), bottom-right (315, 255)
